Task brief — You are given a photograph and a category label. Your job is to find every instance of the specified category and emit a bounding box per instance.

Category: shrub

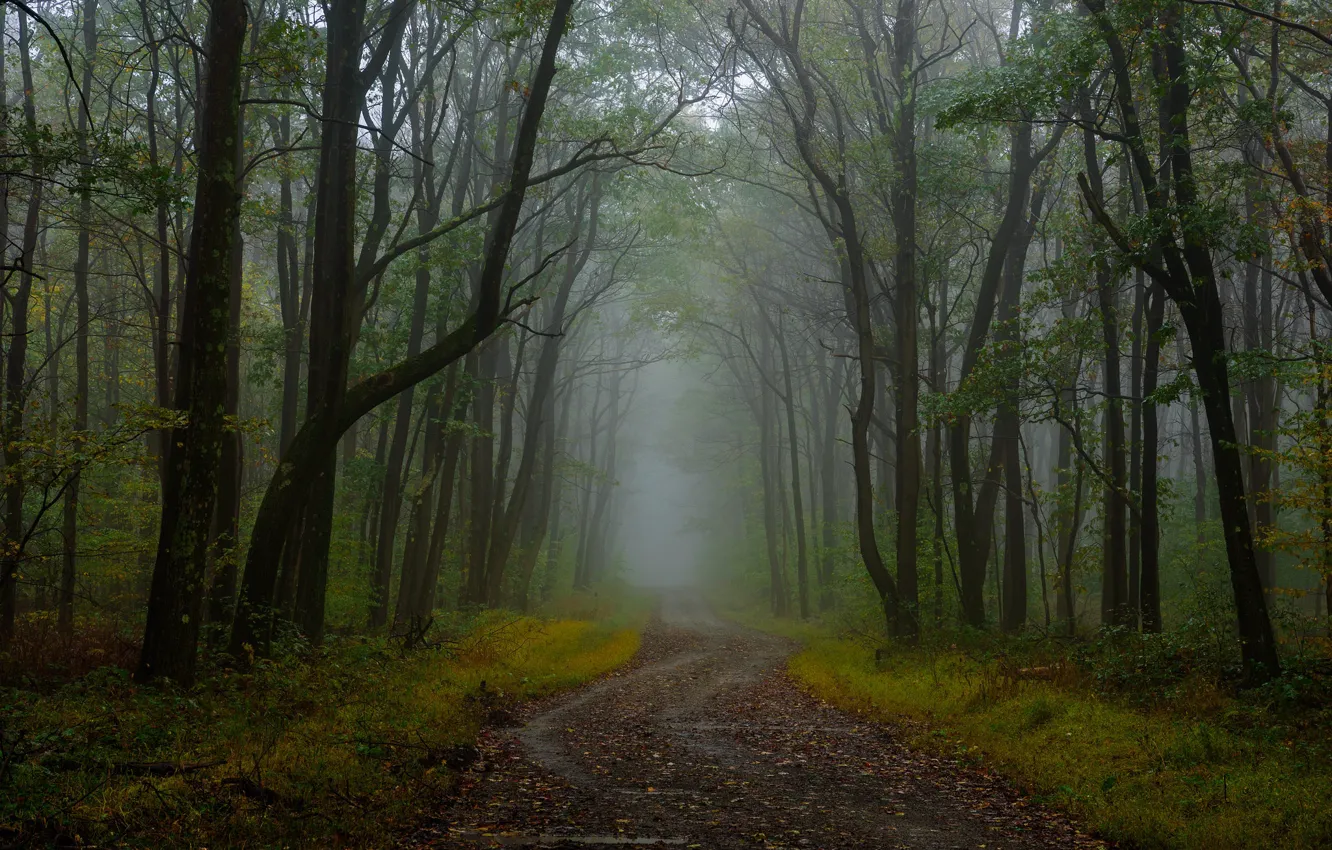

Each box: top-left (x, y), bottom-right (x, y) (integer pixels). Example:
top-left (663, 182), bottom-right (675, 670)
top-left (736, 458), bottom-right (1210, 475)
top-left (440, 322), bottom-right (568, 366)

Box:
top-left (0, 613), bottom-right (140, 688)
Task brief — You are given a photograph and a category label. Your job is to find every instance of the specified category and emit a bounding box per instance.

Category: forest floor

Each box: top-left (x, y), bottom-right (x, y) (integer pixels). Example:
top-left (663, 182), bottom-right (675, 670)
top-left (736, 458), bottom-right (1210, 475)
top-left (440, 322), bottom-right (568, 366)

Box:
top-left (0, 612), bottom-right (641, 849)
top-left (741, 610), bottom-right (1332, 850)
top-left (412, 591), bottom-right (1106, 849)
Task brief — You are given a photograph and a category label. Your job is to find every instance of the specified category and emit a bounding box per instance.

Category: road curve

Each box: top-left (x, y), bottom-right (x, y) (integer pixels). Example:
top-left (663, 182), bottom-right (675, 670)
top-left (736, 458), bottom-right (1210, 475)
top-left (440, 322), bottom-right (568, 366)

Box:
top-left (412, 591), bottom-right (1107, 849)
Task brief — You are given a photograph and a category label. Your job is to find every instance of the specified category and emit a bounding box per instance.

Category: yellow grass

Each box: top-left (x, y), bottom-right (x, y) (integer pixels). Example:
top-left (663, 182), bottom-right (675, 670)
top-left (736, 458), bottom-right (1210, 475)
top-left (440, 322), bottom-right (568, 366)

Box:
top-left (746, 617), bottom-right (1332, 850)
top-left (4, 615), bottom-right (641, 848)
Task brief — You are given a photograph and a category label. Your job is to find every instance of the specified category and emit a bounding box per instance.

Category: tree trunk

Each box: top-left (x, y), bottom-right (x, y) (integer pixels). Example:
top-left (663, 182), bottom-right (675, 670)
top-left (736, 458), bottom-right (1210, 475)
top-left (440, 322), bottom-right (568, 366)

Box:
top-left (1080, 116), bottom-right (1130, 628)
top-left (890, 0), bottom-right (921, 637)
top-left (136, 0), bottom-right (173, 483)
top-left (59, 0), bottom-right (98, 635)
top-left (368, 53), bottom-right (423, 631)
top-left (43, 254), bottom-right (60, 617)
top-left (462, 46), bottom-right (524, 607)
top-left (996, 260), bottom-right (1027, 632)
top-left (273, 109), bottom-right (307, 457)
top-left (818, 356), bottom-right (841, 611)
top-left (483, 335), bottom-right (519, 602)
top-left (489, 180), bottom-right (600, 603)
top-left (1189, 345), bottom-right (1207, 546)
top-left (466, 342), bottom-right (498, 604)
top-left (1242, 120), bottom-right (1278, 595)
top-left (540, 375), bottom-right (576, 604)
top-left (944, 114), bottom-right (1047, 630)
top-left (929, 268), bottom-right (947, 626)
top-left (573, 375), bottom-right (603, 590)
top-left (1128, 269), bottom-right (1144, 623)
top-left (758, 340), bottom-right (786, 616)
top-left (419, 371), bottom-right (470, 618)
top-left (512, 392), bottom-right (555, 612)
top-left (136, 0), bottom-right (248, 683)
top-left (1140, 284), bottom-right (1164, 632)
top-left (769, 312), bottom-right (810, 619)
top-left (1251, 255), bottom-right (1278, 593)
top-left (209, 54), bottom-right (253, 626)
top-left (291, 0), bottom-right (373, 644)
top-left (1, 16), bottom-right (40, 647)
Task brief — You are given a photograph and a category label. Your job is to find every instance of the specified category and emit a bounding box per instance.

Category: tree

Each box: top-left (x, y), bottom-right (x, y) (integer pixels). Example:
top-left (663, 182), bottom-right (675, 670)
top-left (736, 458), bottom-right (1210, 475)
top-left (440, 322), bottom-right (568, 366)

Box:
top-left (230, 0), bottom-right (578, 657)
top-left (1077, 0), bottom-right (1279, 681)
top-left (137, 0), bottom-right (249, 684)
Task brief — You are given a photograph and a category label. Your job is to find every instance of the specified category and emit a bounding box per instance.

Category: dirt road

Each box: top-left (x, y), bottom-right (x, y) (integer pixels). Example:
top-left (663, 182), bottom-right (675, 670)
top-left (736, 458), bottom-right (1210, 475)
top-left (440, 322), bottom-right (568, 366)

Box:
top-left (414, 592), bottom-right (1106, 848)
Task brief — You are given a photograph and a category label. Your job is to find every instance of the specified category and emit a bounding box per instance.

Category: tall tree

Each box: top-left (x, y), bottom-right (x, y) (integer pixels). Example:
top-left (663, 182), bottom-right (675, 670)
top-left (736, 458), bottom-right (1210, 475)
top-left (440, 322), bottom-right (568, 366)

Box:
top-left (59, 0), bottom-right (98, 635)
top-left (137, 0), bottom-right (250, 683)
top-left (231, 0), bottom-right (578, 656)
top-left (1078, 0), bottom-right (1279, 681)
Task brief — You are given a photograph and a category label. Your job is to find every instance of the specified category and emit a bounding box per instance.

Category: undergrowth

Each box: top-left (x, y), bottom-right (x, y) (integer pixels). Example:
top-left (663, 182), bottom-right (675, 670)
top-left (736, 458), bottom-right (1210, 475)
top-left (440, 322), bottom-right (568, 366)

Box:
top-left (736, 607), bottom-right (1332, 850)
top-left (0, 610), bottom-right (640, 848)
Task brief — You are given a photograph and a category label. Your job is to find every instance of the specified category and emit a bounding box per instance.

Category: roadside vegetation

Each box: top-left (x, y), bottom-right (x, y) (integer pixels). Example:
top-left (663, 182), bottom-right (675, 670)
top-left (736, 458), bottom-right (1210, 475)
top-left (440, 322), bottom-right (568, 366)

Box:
top-left (1, 605), bottom-right (642, 848)
top-left (729, 601), bottom-right (1332, 850)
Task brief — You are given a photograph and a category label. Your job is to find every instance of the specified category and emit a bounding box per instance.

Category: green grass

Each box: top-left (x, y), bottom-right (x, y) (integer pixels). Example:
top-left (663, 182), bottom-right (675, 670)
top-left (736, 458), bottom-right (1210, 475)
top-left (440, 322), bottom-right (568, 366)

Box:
top-left (1, 612), bottom-right (641, 848)
top-left (743, 615), bottom-right (1332, 850)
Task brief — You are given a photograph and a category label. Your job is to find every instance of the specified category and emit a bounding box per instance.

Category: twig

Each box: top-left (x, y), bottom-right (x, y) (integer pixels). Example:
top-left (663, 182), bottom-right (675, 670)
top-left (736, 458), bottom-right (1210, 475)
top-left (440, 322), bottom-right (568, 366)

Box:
top-left (46, 757), bottom-right (225, 777)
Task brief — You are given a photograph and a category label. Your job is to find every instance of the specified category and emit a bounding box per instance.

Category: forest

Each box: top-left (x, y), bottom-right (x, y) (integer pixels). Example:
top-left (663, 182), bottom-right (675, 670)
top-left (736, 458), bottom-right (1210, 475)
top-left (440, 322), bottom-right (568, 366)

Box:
top-left (1, 0), bottom-right (1331, 845)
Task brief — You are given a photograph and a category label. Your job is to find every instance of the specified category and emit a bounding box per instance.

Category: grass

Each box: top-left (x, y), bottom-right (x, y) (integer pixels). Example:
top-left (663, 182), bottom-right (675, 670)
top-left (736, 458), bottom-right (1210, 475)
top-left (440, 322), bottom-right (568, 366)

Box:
top-left (738, 611), bottom-right (1332, 850)
top-left (1, 610), bottom-right (641, 848)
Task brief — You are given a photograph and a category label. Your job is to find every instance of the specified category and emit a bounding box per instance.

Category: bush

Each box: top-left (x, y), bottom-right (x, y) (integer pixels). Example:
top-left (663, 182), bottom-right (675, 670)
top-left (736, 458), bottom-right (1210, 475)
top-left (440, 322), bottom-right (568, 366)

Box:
top-left (0, 613), bottom-right (140, 688)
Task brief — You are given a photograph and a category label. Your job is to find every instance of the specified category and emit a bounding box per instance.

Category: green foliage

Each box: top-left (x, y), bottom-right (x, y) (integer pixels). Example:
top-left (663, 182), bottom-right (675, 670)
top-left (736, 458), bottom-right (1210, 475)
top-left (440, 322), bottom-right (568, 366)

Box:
top-left (932, 9), bottom-right (1099, 128)
top-left (1075, 616), bottom-right (1239, 703)
top-left (499, 0), bottom-right (561, 43)
top-left (252, 18), bottom-right (325, 92)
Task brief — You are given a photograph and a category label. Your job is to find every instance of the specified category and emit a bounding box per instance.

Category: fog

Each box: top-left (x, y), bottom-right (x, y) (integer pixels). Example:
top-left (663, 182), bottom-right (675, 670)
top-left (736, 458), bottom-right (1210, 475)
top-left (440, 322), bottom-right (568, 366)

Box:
top-left (613, 361), bottom-right (712, 589)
